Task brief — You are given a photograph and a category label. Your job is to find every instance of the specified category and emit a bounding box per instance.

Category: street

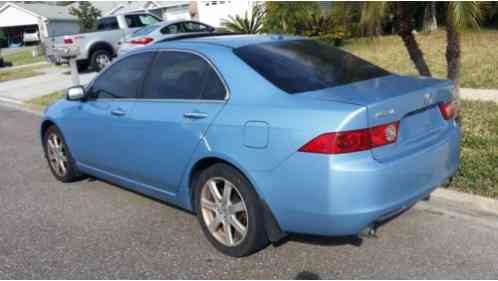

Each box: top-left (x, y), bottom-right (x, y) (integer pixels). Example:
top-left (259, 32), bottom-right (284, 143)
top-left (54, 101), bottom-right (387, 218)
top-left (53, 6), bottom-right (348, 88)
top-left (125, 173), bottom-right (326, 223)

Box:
top-left (1, 104), bottom-right (498, 279)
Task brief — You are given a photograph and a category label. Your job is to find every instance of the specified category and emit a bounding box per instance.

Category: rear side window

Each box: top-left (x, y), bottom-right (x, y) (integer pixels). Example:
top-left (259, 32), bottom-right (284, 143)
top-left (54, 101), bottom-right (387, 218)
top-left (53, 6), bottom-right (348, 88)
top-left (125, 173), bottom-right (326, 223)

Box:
top-left (97, 17), bottom-right (119, 31)
top-left (234, 40), bottom-right (390, 94)
top-left (143, 51), bottom-right (225, 100)
top-left (133, 24), bottom-right (160, 36)
top-left (161, 23), bottom-right (182, 34)
top-left (182, 22), bottom-right (212, 32)
top-left (90, 52), bottom-right (155, 99)
top-left (125, 14), bottom-right (161, 28)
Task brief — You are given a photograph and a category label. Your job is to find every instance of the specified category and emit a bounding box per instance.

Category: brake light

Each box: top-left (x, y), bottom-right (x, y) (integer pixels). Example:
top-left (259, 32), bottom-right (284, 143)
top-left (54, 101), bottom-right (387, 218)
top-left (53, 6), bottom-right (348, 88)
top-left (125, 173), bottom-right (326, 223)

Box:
top-left (130, 37), bottom-right (154, 45)
top-left (438, 100), bottom-right (459, 120)
top-left (299, 122), bottom-right (399, 154)
top-left (63, 36), bottom-right (74, 44)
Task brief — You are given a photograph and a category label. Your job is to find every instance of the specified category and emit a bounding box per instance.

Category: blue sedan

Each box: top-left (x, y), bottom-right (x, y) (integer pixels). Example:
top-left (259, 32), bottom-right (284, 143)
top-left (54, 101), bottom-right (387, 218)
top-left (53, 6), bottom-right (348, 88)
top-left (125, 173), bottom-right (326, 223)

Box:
top-left (40, 34), bottom-right (460, 257)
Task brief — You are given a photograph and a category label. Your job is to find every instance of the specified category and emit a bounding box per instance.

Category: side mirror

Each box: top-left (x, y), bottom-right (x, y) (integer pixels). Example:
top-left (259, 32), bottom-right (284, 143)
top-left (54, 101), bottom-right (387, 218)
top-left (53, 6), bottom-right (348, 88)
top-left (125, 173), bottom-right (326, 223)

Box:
top-left (66, 85), bottom-right (86, 101)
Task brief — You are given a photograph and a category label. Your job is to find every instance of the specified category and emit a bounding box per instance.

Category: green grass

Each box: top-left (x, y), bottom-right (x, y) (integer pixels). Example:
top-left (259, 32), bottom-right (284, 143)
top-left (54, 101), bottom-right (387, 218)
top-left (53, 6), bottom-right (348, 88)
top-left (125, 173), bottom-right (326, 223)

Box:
top-left (0, 64), bottom-right (47, 82)
top-left (27, 90), bottom-right (64, 107)
top-left (343, 30), bottom-right (498, 89)
top-left (451, 100), bottom-right (498, 198)
top-left (2, 48), bottom-right (45, 66)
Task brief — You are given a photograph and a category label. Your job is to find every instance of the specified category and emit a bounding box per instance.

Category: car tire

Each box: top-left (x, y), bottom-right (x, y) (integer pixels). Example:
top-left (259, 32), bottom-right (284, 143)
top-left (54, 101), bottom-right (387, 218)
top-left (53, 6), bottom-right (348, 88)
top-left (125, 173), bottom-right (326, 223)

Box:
top-left (76, 60), bottom-right (89, 72)
top-left (194, 163), bottom-right (269, 257)
top-left (43, 125), bottom-right (84, 182)
top-left (90, 49), bottom-right (112, 72)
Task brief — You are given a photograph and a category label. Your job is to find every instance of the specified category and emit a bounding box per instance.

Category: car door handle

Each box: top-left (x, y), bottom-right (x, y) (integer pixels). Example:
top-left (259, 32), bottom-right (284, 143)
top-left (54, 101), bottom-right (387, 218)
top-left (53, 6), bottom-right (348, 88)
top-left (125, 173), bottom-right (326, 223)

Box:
top-left (183, 112), bottom-right (208, 119)
top-left (110, 108), bottom-right (127, 116)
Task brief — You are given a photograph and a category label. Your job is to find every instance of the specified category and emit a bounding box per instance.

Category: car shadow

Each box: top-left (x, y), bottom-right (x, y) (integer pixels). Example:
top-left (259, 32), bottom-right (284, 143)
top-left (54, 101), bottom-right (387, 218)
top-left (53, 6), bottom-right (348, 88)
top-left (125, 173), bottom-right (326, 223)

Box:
top-left (275, 233), bottom-right (364, 248)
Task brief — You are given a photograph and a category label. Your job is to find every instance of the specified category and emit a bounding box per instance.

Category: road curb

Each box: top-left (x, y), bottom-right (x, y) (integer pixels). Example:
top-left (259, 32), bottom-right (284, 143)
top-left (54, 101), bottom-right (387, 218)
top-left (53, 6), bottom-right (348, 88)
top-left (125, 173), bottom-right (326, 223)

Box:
top-left (0, 96), bottom-right (43, 116)
top-left (432, 188), bottom-right (498, 215)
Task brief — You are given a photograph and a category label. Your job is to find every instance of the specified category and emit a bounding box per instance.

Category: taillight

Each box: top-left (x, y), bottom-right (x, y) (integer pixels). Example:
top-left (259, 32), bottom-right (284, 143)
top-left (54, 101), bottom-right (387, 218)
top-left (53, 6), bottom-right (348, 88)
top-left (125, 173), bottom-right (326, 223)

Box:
top-left (299, 121), bottom-right (399, 154)
top-left (63, 36), bottom-right (74, 44)
top-left (438, 100), bottom-right (459, 120)
top-left (130, 37), bottom-right (154, 45)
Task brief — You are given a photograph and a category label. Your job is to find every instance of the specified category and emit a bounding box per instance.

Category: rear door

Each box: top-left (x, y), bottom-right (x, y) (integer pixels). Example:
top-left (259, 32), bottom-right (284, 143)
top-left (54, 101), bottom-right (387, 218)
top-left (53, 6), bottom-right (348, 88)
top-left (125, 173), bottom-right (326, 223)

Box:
top-left (129, 50), bottom-right (227, 193)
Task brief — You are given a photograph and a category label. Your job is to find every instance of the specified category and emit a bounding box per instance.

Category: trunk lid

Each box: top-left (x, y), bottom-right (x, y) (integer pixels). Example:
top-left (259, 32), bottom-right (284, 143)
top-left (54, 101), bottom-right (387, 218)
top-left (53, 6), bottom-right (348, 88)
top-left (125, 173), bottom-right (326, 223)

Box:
top-left (301, 74), bottom-right (455, 161)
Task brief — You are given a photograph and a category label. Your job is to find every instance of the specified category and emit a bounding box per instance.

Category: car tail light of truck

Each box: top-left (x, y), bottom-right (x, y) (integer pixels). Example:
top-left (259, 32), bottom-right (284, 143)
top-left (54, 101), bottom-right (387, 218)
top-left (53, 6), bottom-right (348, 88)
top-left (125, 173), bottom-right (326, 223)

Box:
top-left (299, 121), bottom-right (400, 154)
top-left (63, 36), bottom-right (74, 44)
top-left (130, 37), bottom-right (154, 45)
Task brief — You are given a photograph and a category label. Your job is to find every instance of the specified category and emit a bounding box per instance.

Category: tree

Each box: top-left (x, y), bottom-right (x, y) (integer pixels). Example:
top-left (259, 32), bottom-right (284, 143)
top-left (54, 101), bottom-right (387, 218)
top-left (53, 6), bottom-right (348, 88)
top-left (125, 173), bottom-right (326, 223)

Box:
top-left (358, 2), bottom-right (481, 93)
top-left (423, 2), bottom-right (438, 32)
top-left (221, 4), bottom-right (265, 34)
top-left (69, 1), bottom-right (102, 32)
top-left (263, 2), bottom-right (320, 34)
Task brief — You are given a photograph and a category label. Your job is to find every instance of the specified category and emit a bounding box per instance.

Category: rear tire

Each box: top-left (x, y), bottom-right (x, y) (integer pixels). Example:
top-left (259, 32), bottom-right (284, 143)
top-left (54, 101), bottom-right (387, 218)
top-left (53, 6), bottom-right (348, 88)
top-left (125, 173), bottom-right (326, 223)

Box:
top-left (43, 125), bottom-right (84, 182)
top-left (194, 163), bottom-right (269, 257)
top-left (90, 49), bottom-right (112, 72)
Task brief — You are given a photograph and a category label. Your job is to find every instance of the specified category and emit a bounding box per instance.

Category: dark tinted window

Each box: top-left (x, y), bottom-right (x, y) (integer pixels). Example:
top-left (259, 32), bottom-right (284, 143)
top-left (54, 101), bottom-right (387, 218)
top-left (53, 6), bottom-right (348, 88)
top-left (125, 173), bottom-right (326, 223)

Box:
top-left (160, 23), bottom-right (182, 34)
top-left (143, 51), bottom-right (225, 100)
top-left (182, 22), bottom-right (212, 32)
top-left (97, 17), bottom-right (119, 31)
top-left (125, 14), bottom-right (161, 28)
top-left (234, 40), bottom-right (390, 94)
top-left (90, 52), bottom-right (154, 99)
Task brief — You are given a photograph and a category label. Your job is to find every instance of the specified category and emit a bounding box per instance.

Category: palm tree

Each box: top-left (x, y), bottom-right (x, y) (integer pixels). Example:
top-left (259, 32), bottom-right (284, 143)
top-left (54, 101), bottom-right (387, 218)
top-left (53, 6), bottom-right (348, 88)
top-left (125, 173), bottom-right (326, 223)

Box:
top-left (221, 4), bottom-right (265, 34)
top-left (359, 2), bottom-right (481, 93)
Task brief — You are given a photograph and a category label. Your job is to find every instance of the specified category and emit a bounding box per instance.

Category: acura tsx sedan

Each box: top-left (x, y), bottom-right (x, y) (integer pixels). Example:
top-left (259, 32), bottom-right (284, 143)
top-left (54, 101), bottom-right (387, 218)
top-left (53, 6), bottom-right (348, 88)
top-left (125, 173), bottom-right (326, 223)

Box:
top-left (41, 34), bottom-right (460, 257)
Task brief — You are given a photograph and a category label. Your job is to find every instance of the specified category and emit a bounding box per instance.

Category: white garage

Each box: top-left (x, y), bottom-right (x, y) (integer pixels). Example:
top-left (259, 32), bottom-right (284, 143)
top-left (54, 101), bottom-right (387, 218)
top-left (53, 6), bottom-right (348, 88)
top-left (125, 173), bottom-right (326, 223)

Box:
top-left (0, 2), bottom-right (79, 47)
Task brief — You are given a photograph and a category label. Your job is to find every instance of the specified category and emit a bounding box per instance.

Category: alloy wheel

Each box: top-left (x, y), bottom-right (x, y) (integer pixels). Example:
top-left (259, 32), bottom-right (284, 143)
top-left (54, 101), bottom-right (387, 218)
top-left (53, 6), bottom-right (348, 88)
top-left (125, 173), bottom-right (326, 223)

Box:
top-left (46, 133), bottom-right (68, 177)
top-left (200, 177), bottom-right (248, 247)
top-left (96, 54), bottom-right (110, 69)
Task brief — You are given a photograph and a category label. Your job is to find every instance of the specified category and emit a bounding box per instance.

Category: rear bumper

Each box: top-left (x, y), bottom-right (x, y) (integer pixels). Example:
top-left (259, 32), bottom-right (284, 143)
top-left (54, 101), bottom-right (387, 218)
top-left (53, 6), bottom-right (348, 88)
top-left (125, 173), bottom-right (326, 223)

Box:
top-left (252, 124), bottom-right (460, 236)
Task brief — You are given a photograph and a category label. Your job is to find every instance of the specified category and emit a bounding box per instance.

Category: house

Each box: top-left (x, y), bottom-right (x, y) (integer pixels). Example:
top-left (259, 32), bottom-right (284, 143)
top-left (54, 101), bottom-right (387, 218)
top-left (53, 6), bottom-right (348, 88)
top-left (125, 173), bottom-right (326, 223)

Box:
top-left (196, 1), bottom-right (254, 28)
top-left (75, 1), bottom-right (192, 21)
top-left (0, 2), bottom-right (79, 46)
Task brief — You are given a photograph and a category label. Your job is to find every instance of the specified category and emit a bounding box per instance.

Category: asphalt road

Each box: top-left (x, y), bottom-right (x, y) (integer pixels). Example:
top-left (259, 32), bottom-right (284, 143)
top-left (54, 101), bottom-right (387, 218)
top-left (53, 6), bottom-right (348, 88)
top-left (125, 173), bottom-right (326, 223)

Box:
top-left (1, 105), bottom-right (498, 279)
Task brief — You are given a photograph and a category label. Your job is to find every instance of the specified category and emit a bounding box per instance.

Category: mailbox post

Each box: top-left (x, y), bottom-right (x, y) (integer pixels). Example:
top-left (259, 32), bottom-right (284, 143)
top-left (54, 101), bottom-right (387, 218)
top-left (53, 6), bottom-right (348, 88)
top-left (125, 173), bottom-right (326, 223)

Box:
top-left (53, 45), bottom-right (81, 86)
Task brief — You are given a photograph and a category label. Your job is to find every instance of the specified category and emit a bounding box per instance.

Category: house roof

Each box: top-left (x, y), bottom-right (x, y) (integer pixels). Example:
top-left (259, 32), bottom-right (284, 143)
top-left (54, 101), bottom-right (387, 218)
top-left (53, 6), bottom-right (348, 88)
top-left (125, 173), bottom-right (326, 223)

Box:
top-left (0, 2), bottom-right (78, 21)
top-left (68, 1), bottom-right (189, 17)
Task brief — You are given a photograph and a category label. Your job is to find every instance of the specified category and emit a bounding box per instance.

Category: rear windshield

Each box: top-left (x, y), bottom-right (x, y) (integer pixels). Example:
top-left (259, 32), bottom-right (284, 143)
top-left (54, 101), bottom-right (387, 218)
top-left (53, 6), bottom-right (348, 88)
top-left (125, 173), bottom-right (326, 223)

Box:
top-left (234, 40), bottom-right (390, 94)
top-left (133, 24), bottom-right (160, 36)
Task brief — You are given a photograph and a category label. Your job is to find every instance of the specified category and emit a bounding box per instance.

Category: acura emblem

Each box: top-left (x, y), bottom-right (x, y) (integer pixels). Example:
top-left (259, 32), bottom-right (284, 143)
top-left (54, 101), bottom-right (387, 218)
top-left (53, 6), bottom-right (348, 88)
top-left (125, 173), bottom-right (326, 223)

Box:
top-left (424, 93), bottom-right (433, 106)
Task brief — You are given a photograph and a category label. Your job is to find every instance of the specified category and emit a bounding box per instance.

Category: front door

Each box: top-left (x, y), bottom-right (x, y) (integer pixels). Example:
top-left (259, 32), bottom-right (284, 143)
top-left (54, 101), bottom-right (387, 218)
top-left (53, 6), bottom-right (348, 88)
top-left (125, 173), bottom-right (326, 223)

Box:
top-left (129, 50), bottom-right (228, 193)
top-left (73, 51), bottom-right (155, 175)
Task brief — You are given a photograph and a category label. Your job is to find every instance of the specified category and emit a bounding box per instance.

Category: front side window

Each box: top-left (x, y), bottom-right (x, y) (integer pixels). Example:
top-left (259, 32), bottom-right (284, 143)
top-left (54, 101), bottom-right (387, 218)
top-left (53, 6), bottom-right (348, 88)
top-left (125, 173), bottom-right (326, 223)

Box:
top-left (234, 40), bottom-right (390, 94)
top-left (125, 14), bottom-right (161, 28)
top-left (90, 52), bottom-right (155, 99)
top-left (143, 51), bottom-right (225, 100)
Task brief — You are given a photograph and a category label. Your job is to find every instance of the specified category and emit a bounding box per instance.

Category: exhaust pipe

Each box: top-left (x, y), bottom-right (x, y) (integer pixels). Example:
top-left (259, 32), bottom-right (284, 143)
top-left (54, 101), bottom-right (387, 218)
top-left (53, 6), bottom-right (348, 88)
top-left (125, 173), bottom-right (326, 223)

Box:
top-left (359, 224), bottom-right (377, 238)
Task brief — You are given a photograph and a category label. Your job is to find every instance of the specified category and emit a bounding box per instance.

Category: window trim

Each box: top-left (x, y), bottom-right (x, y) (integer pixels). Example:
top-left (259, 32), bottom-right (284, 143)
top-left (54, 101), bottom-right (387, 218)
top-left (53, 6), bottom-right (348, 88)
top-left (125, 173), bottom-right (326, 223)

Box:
top-left (87, 50), bottom-right (157, 100)
top-left (87, 48), bottom-right (230, 103)
top-left (139, 48), bottom-right (230, 102)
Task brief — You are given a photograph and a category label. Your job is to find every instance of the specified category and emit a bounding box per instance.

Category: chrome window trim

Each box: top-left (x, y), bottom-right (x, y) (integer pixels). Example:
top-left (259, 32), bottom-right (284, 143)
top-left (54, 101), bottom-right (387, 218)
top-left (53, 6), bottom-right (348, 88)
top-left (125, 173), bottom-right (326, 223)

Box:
top-left (87, 48), bottom-right (230, 103)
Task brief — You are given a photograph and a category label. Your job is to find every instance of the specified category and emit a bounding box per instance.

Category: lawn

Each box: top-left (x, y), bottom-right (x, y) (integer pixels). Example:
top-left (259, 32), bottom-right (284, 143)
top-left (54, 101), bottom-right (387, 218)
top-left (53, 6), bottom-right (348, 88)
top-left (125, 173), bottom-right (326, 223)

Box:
top-left (28, 90), bottom-right (64, 107)
top-left (0, 64), bottom-right (47, 82)
top-left (452, 100), bottom-right (498, 198)
top-left (343, 30), bottom-right (498, 89)
top-left (2, 48), bottom-right (45, 66)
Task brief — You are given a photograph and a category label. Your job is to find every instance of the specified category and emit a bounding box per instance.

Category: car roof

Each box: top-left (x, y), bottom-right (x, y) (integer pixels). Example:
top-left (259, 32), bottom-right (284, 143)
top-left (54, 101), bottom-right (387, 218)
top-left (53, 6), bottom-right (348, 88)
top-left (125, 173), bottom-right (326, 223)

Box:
top-left (154, 34), bottom-right (305, 49)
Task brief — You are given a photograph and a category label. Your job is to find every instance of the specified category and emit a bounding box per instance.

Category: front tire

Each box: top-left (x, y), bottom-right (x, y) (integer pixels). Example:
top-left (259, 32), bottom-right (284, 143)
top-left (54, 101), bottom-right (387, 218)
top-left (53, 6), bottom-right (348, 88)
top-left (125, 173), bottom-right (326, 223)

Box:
top-left (194, 163), bottom-right (269, 257)
top-left (43, 125), bottom-right (83, 182)
top-left (90, 49), bottom-right (112, 72)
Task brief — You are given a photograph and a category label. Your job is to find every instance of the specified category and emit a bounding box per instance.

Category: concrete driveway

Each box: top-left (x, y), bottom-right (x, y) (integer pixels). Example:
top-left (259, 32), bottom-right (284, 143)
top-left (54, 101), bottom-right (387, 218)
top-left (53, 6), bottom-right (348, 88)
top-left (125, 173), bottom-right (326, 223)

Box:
top-left (0, 66), bottom-right (96, 102)
top-left (1, 104), bottom-right (498, 279)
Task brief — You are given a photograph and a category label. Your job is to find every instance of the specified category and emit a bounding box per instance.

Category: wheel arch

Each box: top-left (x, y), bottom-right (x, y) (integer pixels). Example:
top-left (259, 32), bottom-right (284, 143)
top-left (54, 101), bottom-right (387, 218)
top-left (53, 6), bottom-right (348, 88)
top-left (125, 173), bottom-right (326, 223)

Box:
top-left (88, 41), bottom-right (115, 58)
top-left (40, 119), bottom-right (57, 141)
top-left (188, 156), bottom-right (287, 242)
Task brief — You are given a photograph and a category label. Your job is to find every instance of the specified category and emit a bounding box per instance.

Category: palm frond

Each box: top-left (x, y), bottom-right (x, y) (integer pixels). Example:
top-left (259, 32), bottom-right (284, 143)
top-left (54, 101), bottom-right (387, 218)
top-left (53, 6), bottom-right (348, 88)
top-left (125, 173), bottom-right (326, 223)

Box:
top-left (221, 4), bottom-right (264, 34)
top-left (448, 2), bottom-right (482, 30)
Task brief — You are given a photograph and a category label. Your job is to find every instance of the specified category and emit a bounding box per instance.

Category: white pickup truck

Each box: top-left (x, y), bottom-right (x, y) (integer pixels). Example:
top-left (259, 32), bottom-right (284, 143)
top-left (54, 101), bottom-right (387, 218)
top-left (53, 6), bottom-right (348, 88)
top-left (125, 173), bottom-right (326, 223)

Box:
top-left (44, 12), bottom-right (161, 72)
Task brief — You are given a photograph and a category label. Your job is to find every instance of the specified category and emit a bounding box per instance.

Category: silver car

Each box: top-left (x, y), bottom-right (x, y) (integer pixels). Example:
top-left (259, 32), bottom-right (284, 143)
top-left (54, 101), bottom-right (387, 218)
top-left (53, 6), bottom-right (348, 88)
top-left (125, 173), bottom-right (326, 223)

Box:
top-left (117, 20), bottom-right (215, 56)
